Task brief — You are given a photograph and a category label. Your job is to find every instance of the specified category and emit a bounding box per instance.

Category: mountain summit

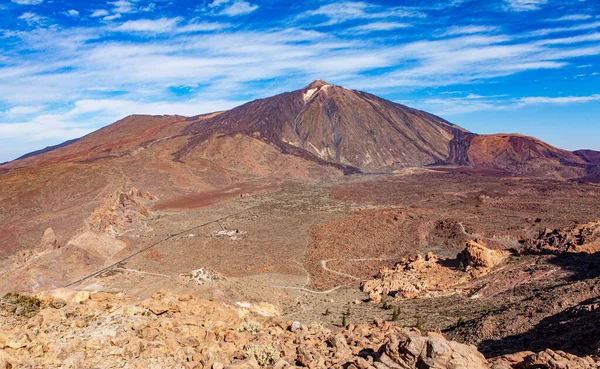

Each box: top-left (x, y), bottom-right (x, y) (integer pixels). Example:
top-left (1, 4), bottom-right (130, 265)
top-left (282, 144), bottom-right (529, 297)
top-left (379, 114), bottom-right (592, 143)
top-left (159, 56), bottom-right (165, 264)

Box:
top-left (178, 80), bottom-right (597, 176)
top-left (181, 80), bottom-right (469, 172)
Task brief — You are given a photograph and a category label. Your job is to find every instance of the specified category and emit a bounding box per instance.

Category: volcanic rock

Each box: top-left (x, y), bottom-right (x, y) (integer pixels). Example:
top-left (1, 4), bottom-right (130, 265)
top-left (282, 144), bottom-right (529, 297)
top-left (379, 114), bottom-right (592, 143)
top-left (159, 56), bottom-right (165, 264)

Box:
top-left (38, 228), bottom-right (59, 252)
top-left (87, 187), bottom-right (154, 235)
top-left (524, 221), bottom-right (600, 255)
top-left (460, 239), bottom-right (508, 277)
top-left (362, 241), bottom-right (506, 302)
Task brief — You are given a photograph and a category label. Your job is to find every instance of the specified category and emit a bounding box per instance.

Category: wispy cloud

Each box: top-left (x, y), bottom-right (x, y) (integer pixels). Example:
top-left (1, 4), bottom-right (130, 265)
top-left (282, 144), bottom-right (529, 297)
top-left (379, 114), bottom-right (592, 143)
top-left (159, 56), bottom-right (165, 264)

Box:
top-left (416, 93), bottom-right (600, 115)
top-left (530, 21), bottom-right (600, 36)
top-left (18, 12), bottom-right (45, 25)
top-left (218, 1), bottom-right (258, 16)
top-left (504, 0), bottom-right (547, 12)
top-left (11, 0), bottom-right (43, 5)
top-left (551, 14), bottom-right (592, 22)
top-left (519, 94), bottom-right (600, 105)
top-left (115, 17), bottom-right (182, 33)
top-left (300, 1), bottom-right (425, 26)
top-left (349, 22), bottom-right (411, 33)
top-left (441, 25), bottom-right (499, 36)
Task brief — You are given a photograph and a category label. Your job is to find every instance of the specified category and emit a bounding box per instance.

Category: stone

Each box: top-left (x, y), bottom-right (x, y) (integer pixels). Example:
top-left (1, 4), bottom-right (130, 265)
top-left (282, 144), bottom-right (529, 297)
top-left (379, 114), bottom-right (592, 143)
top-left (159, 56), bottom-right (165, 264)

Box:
top-left (49, 299), bottom-right (67, 309)
top-left (39, 228), bottom-right (59, 252)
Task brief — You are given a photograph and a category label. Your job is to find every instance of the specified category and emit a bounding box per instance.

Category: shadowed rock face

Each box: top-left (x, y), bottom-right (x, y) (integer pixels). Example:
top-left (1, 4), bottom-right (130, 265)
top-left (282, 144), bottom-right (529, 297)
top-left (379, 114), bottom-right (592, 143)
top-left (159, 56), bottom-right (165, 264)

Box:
top-left (182, 80), bottom-right (468, 172)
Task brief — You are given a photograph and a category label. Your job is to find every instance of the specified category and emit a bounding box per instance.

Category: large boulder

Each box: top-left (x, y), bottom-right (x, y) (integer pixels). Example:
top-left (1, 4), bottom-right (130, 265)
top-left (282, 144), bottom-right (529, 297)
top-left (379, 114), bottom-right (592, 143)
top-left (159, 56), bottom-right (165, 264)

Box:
top-left (38, 228), bottom-right (59, 252)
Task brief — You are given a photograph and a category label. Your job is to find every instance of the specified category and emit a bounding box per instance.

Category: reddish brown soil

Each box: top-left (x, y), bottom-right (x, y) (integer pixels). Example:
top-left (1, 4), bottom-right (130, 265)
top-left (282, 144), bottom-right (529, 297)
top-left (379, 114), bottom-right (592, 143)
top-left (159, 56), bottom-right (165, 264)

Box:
top-left (153, 184), bottom-right (280, 210)
top-left (306, 208), bottom-right (435, 290)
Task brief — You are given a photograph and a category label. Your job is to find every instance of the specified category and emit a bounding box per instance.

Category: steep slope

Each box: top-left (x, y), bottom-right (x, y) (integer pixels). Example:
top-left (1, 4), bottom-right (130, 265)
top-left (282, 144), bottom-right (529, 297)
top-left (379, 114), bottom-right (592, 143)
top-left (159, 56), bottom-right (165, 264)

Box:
top-left (181, 80), bottom-right (468, 172)
top-left (0, 111), bottom-right (340, 256)
top-left (467, 134), bottom-right (592, 178)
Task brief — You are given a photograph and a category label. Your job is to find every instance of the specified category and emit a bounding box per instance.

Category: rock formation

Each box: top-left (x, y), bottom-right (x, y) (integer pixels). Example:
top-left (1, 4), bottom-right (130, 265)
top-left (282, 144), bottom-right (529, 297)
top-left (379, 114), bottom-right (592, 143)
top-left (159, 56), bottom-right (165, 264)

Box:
top-left (38, 228), bottom-right (59, 252)
top-left (362, 240), bottom-right (507, 302)
top-left (460, 239), bottom-right (508, 278)
top-left (524, 221), bottom-right (600, 255)
top-left (87, 187), bottom-right (155, 235)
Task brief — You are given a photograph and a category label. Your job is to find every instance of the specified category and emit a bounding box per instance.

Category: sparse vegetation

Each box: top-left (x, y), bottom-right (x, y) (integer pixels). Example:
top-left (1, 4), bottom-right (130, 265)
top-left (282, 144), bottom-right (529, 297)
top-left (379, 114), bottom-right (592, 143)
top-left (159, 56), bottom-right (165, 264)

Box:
top-left (416, 317), bottom-right (423, 332)
top-left (457, 317), bottom-right (465, 327)
top-left (341, 313), bottom-right (347, 328)
top-left (241, 320), bottom-right (263, 334)
top-left (2, 292), bottom-right (42, 317)
top-left (243, 344), bottom-right (280, 366)
top-left (382, 301), bottom-right (394, 310)
top-left (391, 307), bottom-right (401, 321)
top-left (458, 261), bottom-right (465, 271)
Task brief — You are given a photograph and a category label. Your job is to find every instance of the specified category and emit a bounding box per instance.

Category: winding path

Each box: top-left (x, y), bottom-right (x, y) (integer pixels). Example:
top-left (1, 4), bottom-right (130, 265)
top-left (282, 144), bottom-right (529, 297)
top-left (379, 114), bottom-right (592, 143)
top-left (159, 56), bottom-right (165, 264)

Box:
top-left (272, 257), bottom-right (395, 294)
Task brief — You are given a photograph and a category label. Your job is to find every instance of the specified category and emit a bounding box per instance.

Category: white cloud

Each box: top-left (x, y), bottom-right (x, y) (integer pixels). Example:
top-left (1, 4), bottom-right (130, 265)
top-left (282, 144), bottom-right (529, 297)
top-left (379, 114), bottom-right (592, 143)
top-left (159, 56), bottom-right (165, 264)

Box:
top-left (209, 0), bottom-right (231, 7)
top-left (110, 0), bottom-right (135, 14)
top-left (2, 105), bottom-right (45, 117)
top-left (104, 13), bottom-right (122, 21)
top-left (18, 12), bottom-right (44, 25)
top-left (0, 98), bottom-right (241, 141)
top-left (552, 14), bottom-right (592, 22)
top-left (441, 25), bottom-right (499, 36)
top-left (301, 1), bottom-right (425, 26)
top-left (537, 32), bottom-right (600, 45)
top-left (218, 1), bottom-right (258, 16)
top-left (349, 22), bottom-right (411, 33)
top-left (530, 21), bottom-right (600, 36)
top-left (11, 0), bottom-right (43, 4)
top-left (91, 9), bottom-right (109, 17)
top-left (176, 22), bottom-right (230, 33)
top-left (415, 92), bottom-right (600, 116)
top-left (519, 94), bottom-right (600, 105)
top-left (504, 0), bottom-right (547, 11)
top-left (115, 17), bottom-right (182, 33)
top-left (65, 9), bottom-right (79, 17)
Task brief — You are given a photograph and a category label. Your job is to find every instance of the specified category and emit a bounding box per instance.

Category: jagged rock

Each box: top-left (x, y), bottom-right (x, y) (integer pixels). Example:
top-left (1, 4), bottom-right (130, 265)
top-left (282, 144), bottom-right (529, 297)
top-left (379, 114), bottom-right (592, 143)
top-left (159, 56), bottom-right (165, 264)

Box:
top-left (379, 333), bottom-right (488, 369)
top-left (460, 239), bottom-right (508, 277)
top-left (38, 228), bottom-right (59, 252)
top-left (87, 187), bottom-right (155, 235)
top-left (524, 221), bottom-right (600, 255)
top-left (0, 289), bottom-right (597, 369)
top-left (362, 240), bottom-right (507, 302)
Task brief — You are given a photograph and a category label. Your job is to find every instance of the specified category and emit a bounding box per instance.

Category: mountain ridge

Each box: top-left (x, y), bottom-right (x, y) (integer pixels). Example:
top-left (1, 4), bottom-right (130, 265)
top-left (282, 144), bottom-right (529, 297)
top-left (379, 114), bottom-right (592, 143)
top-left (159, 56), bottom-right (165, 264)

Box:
top-left (2, 80), bottom-right (598, 179)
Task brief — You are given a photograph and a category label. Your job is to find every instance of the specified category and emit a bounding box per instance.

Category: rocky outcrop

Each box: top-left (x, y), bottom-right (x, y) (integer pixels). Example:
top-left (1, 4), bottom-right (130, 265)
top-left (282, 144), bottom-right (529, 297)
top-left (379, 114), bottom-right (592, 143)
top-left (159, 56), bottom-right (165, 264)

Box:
top-left (361, 252), bottom-right (468, 302)
top-left (460, 239), bottom-right (508, 278)
top-left (87, 187), bottom-right (155, 235)
top-left (1, 290), bottom-right (596, 369)
top-left (362, 241), bottom-right (506, 302)
top-left (491, 349), bottom-right (600, 369)
top-left (38, 228), bottom-right (59, 252)
top-left (524, 221), bottom-right (600, 255)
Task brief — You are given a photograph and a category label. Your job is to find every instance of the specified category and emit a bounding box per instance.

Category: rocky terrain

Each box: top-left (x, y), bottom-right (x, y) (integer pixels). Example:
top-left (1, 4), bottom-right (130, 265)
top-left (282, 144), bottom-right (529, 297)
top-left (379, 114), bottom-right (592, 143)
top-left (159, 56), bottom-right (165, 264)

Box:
top-left (1, 290), bottom-right (598, 369)
top-left (1, 81), bottom-right (600, 367)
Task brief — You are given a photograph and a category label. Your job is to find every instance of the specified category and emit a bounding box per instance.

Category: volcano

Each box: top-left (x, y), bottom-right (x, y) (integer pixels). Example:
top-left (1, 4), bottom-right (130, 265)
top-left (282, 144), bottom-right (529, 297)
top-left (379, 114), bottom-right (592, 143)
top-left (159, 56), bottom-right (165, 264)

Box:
top-left (0, 80), bottom-right (598, 255)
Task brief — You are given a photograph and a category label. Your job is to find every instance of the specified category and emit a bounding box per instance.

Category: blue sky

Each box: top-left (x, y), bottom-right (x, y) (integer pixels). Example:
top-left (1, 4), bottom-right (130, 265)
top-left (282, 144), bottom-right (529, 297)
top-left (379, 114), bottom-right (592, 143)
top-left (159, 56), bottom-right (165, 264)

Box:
top-left (0, 0), bottom-right (599, 162)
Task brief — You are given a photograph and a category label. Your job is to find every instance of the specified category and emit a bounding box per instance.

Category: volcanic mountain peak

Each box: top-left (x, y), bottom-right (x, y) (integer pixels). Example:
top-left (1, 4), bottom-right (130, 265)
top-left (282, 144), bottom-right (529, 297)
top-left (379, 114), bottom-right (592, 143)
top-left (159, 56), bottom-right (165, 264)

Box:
top-left (304, 79), bottom-right (330, 90)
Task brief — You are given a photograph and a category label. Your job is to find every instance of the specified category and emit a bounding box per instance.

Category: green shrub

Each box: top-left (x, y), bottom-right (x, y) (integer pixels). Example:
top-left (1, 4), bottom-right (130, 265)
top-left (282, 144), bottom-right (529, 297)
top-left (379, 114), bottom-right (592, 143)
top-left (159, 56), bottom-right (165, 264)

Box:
top-left (391, 307), bottom-right (401, 321)
top-left (2, 293), bottom-right (42, 317)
